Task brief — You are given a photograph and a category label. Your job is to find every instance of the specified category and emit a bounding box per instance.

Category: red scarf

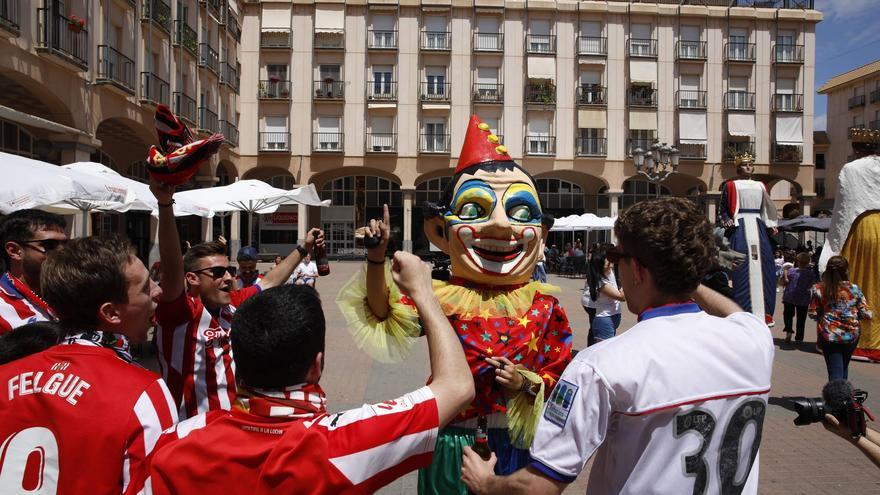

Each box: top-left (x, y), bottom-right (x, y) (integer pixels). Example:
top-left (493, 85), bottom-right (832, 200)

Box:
top-left (234, 383), bottom-right (327, 419)
top-left (4, 272), bottom-right (53, 316)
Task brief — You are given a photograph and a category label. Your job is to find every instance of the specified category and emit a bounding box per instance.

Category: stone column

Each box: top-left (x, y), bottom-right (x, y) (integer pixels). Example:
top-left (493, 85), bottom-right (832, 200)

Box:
top-left (402, 189), bottom-right (414, 253)
top-left (607, 190), bottom-right (623, 243)
top-left (705, 192), bottom-right (721, 226)
top-left (229, 212), bottom-right (241, 258)
top-left (52, 134), bottom-right (99, 164)
top-left (297, 204), bottom-right (309, 245)
top-left (148, 215), bottom-right (160, 266)
top-left (202, 217), bottom-right (212, 242)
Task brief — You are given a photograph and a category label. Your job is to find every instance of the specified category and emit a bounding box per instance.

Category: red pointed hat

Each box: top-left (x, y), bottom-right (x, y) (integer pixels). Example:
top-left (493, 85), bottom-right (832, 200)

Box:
top-left (455, 114), bottom-right (513, 174)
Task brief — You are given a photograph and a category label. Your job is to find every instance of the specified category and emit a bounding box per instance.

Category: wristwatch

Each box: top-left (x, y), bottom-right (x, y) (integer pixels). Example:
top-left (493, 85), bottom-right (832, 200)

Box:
top-left (295, 245), bottom-right (308, 257)
top-left (519, 372), bottom-right (540, 397)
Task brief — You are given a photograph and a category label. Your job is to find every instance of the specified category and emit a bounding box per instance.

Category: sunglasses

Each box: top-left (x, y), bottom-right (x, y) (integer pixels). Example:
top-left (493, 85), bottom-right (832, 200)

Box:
top-left (192, 266), bottom-right (233, 279)
top-left (605, 247), bottom-right (634, 264)
top-left (14, 238), bottom-right (68, 254)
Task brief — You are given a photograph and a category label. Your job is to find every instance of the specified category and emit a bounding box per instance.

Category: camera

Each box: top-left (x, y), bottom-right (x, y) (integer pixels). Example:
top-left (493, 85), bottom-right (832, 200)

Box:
top-left (788, 380), bottom-right (873, 439)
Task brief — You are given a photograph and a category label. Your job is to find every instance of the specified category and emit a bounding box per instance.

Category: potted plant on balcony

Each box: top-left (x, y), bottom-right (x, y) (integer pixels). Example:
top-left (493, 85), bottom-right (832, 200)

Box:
top-left (68, 15), bottom-right (86, 33)
top-left (323, 77), bottom-right (336, 97)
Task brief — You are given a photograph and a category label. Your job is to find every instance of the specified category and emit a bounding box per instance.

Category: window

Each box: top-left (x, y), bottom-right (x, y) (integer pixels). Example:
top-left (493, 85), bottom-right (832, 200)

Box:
top-left (475, 67), bottom-right (500, 99)
top-left (372, 65), bottom-right (393, 96)
top-left (416, 177), bottom-right (452, 205)
top-left (371, 14), bottom-right (395, 47)
top-left (776, 78), bottom-right (796, 110)
top-left (579, 128), bottom-right (605, 155)
top-left (630, 23), bottom-right (652, 55)
top-left (776, 30), bottom-right (797, 62)
top-left (424, 119), bottom-right (447, 152)
top-left (629, 129), bottom-right (656, 155)
top-left (317, 116), bottom-right (341, 150)
top-left (529, 19), bottom-right (552, 53)
top-left (262, 116), bottom-right (288, 150)
top-left (816, 153), bottom-right (825, 170)
top-left (622, 179), bottom-right (670, 210)
top-left (475, 16), bottom-right (502, 50)
top-left (579, 21), bottom-right (603, 54)
top-left (268, 175), bottom-right (295, 190)
top-left (370, 116), bottom-right (394, 151)
top-left (527, 117), bottom-right (551, 155)
top-left (536, 178), bottom-right (584, 211)
top-left (680, 25), bottom-right (701, 58)
top-left (320, 64), bottom-right (340, 81)
top-left (424, 16), bottom-right (448, 49)
top-left (0, 119), bottom-right (35, 158)
top-left (815, 178), bottom-right (825, 197)
top-left (426, 66), bottom-right (447, 97)
top-left (680, 74), bottom-right (701, 108)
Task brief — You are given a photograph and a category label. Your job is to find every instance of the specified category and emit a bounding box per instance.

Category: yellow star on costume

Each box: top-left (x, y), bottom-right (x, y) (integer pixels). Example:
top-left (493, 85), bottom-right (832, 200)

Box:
top-left (543, 304), bottom-right (550, 310)
top-left (517, 315), bottom-right (531, 328)
top-left (486, 347), bottom-right (494, 355)
top-left (480, 308), bottom-right (492, 319)
top-left (542, 373), bottom-right (557, 386)
top-left (527, 332), bottom-right (539, 353)
top-left (463, 312), bottom-right (473, 320)
top-left (554, 346), bottom-right (561, 353)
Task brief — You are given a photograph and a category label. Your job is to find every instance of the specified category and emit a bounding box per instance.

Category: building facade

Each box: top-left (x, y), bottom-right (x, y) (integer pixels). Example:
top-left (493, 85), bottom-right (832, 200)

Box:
top-left (0, 0), bottom-right (241, 259)
top-left (816, 59), bottom-right (880, 207)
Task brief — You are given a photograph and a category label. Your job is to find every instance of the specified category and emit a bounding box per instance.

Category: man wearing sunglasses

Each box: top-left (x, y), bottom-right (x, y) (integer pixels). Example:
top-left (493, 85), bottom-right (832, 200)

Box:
top-left (462, 198), bottom-right (774, 495)
top-left (150, 181), bottom-right (324, 419)
top-left (0, 209), bottom-right (68, 334)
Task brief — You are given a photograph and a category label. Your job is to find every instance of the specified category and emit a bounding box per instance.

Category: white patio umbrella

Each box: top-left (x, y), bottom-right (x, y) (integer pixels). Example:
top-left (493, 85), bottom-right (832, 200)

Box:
top-left (175, 180), bottom-right (330, 245)
top-left (0, 152), bottom-right (130, 235)
top-left (550, 213), bottom-right (616, 232)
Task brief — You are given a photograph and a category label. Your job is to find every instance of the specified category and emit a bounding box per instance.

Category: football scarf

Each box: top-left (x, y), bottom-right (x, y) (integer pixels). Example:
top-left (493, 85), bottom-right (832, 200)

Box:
top-left (235, 383), bottom-right (328, 419)
top-left (65, 330), bottom-right (133, 363)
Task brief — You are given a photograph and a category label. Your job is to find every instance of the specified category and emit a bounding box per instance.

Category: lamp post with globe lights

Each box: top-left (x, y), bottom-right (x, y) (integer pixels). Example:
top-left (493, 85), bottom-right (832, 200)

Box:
top-left (632, 141), bottom-right (681, 197)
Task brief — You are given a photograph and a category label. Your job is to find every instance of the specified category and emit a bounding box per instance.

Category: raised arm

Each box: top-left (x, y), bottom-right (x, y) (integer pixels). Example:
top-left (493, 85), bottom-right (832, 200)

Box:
top-left (259, 228), bottom-right (323, 289)
top-left (365, 204), bottom-right (392, 319)
top-left (150, 181), bottom-right (185, 302)
top-left (390, 251), bottom-right (473, 425)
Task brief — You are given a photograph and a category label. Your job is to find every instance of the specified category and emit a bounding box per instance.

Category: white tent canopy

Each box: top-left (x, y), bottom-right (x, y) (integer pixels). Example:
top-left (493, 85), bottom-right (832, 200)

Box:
top-left (551, 213), bottom-right (616, 232)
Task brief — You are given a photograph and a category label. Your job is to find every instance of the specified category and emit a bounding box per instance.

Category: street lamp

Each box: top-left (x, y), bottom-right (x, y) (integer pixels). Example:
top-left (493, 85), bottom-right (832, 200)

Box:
top-left (632, 141), bottom-right (680, 197)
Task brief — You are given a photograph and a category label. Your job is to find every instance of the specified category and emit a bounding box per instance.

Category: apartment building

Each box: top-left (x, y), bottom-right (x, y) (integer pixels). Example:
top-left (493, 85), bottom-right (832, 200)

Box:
top-left (0, 0), bottom-right (241, 258)
top-left (816, 59), bottom-right (880, 205)
top-left (233, 0), bottom-right (820, 254)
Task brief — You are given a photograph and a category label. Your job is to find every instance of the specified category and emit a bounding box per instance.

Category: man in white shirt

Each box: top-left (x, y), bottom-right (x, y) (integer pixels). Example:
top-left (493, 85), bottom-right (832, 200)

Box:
top-left (462, 197), bottom-right (775, 495)
top-left (290, 253), bottom-right (319, 287)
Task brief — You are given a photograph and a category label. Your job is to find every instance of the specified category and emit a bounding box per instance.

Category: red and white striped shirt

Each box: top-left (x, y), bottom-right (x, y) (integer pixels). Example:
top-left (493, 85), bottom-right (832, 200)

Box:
top-left (154, 286), bottom-right (259, 419)
top-left (0, 272), bottom-right (53, 334)
top-left (0, 334), bottom-right (178, 495)
top-left (147, 386), bottom-right (439, 495)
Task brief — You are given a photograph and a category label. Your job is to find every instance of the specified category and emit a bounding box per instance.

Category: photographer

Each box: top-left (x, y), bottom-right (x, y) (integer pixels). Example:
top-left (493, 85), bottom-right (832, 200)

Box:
top-left (823, 414), bottom-right (880, 469)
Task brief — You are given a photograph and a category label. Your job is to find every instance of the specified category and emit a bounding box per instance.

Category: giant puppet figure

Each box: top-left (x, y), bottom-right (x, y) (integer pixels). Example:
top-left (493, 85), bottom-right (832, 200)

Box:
top-left (337, 115), bottom-right (573, 494)
top-left (720, 153), bottom-right (779, 326)
top-left (820, 128), bottom-right (880, 362)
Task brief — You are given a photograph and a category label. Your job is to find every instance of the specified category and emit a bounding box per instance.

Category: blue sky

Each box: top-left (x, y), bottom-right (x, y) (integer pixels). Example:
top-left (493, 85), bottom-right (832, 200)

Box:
top-left (812, 0), bottom-right (880, 130)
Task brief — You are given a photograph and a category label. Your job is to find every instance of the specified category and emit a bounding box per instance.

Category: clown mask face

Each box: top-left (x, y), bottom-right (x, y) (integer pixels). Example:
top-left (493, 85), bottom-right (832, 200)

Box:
top-left (426, 166), bottom-right (546, 285)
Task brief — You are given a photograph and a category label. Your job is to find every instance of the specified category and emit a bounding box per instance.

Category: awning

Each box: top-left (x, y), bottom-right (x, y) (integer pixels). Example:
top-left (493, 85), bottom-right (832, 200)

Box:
top-left (679, 111), bottom-right (706, 144)
top-left (630, 60), bottom-right (657, 83)
top-left (776, 115), bottom-right (803, 144)
top-left (527, 57), bottom-right (556, 79)
top-left (0, 105), bottom-right (89, 137)
top-left (629, 110), bottom-right (656, 130)
top-left (261, 4), bottom-right (291, 29)
top-left (728, 113), bottom-right (755, 137)
top-left (578, 109), bottom-right (606, 129)
top-left (315, 5), bottom-right (344, 32)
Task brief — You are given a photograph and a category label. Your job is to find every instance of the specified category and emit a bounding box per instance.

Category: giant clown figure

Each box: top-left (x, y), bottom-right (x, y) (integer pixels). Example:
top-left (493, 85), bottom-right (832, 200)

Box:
top-left (338, 115), bottom-right (573, 494)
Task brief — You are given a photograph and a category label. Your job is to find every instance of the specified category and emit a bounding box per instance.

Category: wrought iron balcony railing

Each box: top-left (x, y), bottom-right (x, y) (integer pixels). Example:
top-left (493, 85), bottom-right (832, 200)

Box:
top-left (97, 45), bottom-right (135, 92)
top-left (313, 132), bottom-right (344, 152)
top-left (226, 12), bottom-right (241, 41)
top-left (676, 40), bottom-right (707, 60)
top-left (628, 38), bottom-right (657, 57)
top-left (725, 42), bottom-right (756, 62)
top-left (628, 88), bottom-right (657, 107)
top-left (0, 0), bottom-right (21, 35)
top-left (870, 120), bottom-right (880, 131)
top-left (525, 84), bottom-right (556, 105)
top-left (258, 79), bottom-right (291, 99)
top-left (578, 36), bottom-right (606, 56)
top-left (198, 106), bottom-right (219, 134)
top-left (260, 29), bottom-right (291, 49)
top-left (871, 88), bottom-right (880, 104)
top-left (421, 31), bottom-right (450, 51)
top-left (577, 85), bottom-right (606, 105)
top-left (420, 133), bottom-right (451, 153)
top-left (259, 131), bottom-right (290, 151)
top-left (141, 0), bottom-right (172, 33)
top-left (36, 8), bottom-right (89, 69)
top-left (527, 34), bottom-right (556, 54)
top-left (773, 44), bottom-right (804, 64)
top-left (220, 120), bottom-right (238, 147)
top-left (221, 62), bottom-right (239, 92)
top-left (677, 140), bottom-right (707, 160)
top-left (174, 20), bottom-right (198, 57)
top-left (525, 136), bottom-right (556, 156)
top-left (474, 32), bottom-right (503, 52)
top-left (576, 137), bottom-right (607, 157)
top-left (773, 93), bottom-right (803, 112)
top-left (141, 72), bottom-right (169, 106)
top-left (421, 82), bottom-right (451, 101)
top-left (173, 92), bottom-right (197, 125)
top-left (314, 31), bottom-right (344, 50)
top-left (724, 141), bottom-right (755, 162)
top-left (314, 81), bottom-right (345, 100)
top-left (367, 81), bottom-right (397, 101)
top-left (199, 43), bottom-right (219, 74)
top-left (772, 143), bottom-right (803, 163)
top-left (368, 30), bottom-right (397, 49)
top-left (473, 83), bottom-right (503, 104)
top-left (676, 90), bottom-right (707, 109)
top-left (366, 133), bottom-right (396, 153)
top-left (628, 137), bottom-right (656, 156)
top-left (724, 91), bottom-right (756, 110)
top-left (848, 94), bottom-right (866, 109)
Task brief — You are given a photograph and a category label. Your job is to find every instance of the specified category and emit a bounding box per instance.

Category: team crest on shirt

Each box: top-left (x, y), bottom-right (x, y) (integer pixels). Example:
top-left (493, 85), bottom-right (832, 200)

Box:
top-left (543, 380), bottom-right (578, 427)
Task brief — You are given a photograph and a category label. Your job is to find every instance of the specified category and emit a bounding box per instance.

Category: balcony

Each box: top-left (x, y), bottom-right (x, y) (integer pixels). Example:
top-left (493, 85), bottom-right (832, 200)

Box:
top-left (773, 44), bottom-right (804, 64)
top-left (226, 13), bottom-right (241, 41)
top-left (421, 31), bottom-right (450, 51)
top-left (0, 0), bottom-right (20, 36)
top-left (676, 90), bottom-right (707, 109)
top-left (676, 40), bottom-right (707, 61)
top-left (221, 62), bottom-right (239, 92)
top-left (628, 88), bottom-right (657, 107)
top-left (220, 120), bottom-right (238, 147)
top-left (314, 31), bottom-right (344, 50)
top-left (525, 136), bottom-right (556, 156)
top-left (259, 131), bottom-right (290, 152)
top-left (368, 30), bottom-right (397, 50)
top-left (871, 120), bottom-right (880, 131)
top-left (314, 80), bottom-right (344, 100)
top-left (576, 137), bottom-right (607, 157)
top-left (96, 45), bottom-right (135, 93)
top-left (724, 141), bottom-right (755, 162)
top-left (525, 83), bottom-right (556, 105)
top-left (258, 79), bottom-right (291, 99)
top-left (313, 132), bottom-right (344, 153)
top-left (677, 141), bottom-right (707, 160)
top-left (36, 8), bottom-right (89, 70)
top-left (260, 29), bottom-right (291, 49)
top-left (473, 83), bottom-right (503, 104)
top-left (199, 43), bottom-right (219, 75)
top-left (526, 34), bottom-right (556, 55)
top-left (173, 92), bottom-right (197, 125)
top-left (772, 143), bottom-right (803, 163)
top-left (848, 94), bottom-right (866, 109)
top-left (578, 36), bottom-right (606, 56)
top-left (140, 72), bottom-right (169, 106)
top-left (871, 88), bottom-right (880, 104)
top-left (174, 20), bottom-right (198, 57)
top-left (420, 133), bottom-right (451, 153)
top-left (203, 0), bottom-right (221, 19)
top-left (367, 81), bottom-right (397, 101)
top-left (198, 107), bottom-right (219, 134)
top-left (724, 91), bottom-right (756, 111)
top-left (577, 85), bottom-right (606, 106)
top-left (628, 39), bottom-right (657, 58)
top-left (474, 32), bottom-right (503, 52)
top-left (628, 137), bottom-right (656, 156)
top-left (141, 0), bottom-right (171, 34)
top-left (725, 42), bottom-right (756, 63)
top-left (421, 82), bottom-right (451, 102)
top-left (366, 133), bottom-right (396, 153)
top-left (773, 93), bottom-right (804, 112)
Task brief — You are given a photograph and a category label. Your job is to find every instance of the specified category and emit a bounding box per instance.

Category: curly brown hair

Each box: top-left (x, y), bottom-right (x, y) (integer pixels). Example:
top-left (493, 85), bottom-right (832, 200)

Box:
top-left (614, 197), bottom-right (717, 295)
